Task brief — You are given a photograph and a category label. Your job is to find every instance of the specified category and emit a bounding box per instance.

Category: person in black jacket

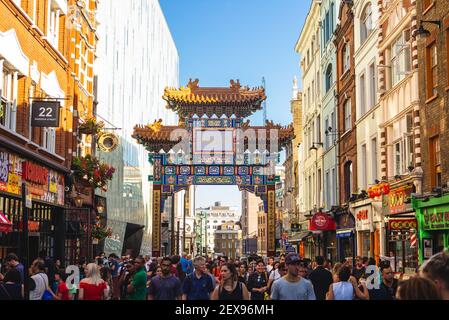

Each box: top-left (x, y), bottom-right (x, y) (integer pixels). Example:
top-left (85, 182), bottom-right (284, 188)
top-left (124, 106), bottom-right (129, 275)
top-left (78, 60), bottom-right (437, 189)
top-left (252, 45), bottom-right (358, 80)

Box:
top-left (309, 256), bottom-right (333, 300)
top-left (246, 260), bottom-right (269, 300)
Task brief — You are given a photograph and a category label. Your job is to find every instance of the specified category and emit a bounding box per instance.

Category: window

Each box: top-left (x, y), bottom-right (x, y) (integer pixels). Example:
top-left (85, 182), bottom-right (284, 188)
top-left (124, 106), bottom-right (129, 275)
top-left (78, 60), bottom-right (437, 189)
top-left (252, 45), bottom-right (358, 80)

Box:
top-left (447, 29), bottom-right (449, 87)
top-left (360, 73), bottom-right (366, 116)
top-left (308, 87), bottom-right (311, 109)
top-left (316, 71), bottom-right (320, 95)
top-left (361, 144), bottom-right (367, 188)
top-left (405, 113), bottom-right (414, 170)
top-left (317, 115), bottom-right (321, 143)
top-left (330, 2), bottom-right (335, 35)
top-left (344, 162), bottom-right (353, 201)
top-left (426, 43), bottom-right (437, 98)
top-left (343, 43), bottom-right (350, 73)
top-left (312, 81), bottom-right (315, 103)
top-left (331, 112), bottom-right (336, 144)
top-left (332, 168), bottom-right (337, 206)
top-left (308, 175), bottom-right (312, 209)
top-left (430, 136), bottom-right (441, 188)
top-left (344, 99), bottom-right (352, 131)
top-left (325, 117), bottom-right (329, 149)
top-left (317, 169), bottom-right (322, 207)
top-left (0, 65), bottom-right (17, 131)
top-left (390, 31), bottom-right (411, 87)
top-left (325, 171), bottom-right (330, 208)
top-left (325, 64), bottom-right (333, 93)
top-left (43, 128), bottom-right (56, 153)
top-left (369, 63), bottom-right (377, 108)
top-left (360, 3), bottom-right (373, 44)
top-left (325, 11), bottom-right (330, 44)
top-left (371, 138), bottom-right (378, 183)
top-left (47, 1), bottom-right (62, 48)
top-left (394, 142), bottom-right (402, 176)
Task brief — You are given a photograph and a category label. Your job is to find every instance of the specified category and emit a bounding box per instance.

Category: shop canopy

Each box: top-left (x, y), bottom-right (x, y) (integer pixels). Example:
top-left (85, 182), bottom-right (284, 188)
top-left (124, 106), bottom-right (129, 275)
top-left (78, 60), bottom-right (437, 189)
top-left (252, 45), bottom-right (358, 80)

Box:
top-left (0, 211), bottom-right (13, 233)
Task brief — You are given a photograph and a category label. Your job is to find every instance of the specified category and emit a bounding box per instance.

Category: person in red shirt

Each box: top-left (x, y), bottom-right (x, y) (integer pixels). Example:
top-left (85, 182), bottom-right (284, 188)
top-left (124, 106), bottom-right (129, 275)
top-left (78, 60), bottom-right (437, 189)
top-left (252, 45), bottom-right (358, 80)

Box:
top-left (78, 263), bottom-right (109, 300)
top-left (55, 271), bottom-right (72, 300)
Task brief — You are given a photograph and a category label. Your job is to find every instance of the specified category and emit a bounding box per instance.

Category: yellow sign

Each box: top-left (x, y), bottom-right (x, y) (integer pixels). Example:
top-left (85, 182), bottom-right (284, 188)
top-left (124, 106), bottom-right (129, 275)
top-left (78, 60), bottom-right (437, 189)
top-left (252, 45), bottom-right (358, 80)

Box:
top-left (49, 172), bottom-right (57, 193)
top-left (152, 188), bottom-right (161, 254)
top-left (268, 190), bottom-right (276, 253)
top-left (7, 173), bottom-right (20, 195)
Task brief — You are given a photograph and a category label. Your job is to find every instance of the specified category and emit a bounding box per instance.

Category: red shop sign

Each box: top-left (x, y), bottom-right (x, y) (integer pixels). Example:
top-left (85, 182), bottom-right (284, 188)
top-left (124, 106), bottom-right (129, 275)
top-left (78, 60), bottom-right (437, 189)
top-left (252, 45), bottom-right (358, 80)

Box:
top-left (357, 210), bottom-right (369, 221)
top-left (22, 161), bottom-right (48, 185)
top-left (310, 212), bottom-right (336, 231)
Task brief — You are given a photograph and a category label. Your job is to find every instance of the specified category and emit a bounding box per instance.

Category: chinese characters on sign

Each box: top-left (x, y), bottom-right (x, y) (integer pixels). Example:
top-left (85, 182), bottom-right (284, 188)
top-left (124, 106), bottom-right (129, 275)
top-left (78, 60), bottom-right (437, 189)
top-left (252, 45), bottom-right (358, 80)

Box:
top-left (267, 190), bottom-right (276, 253)
top-left (423, 209), bottom-right (449, 231)
top-left (383, 184), bottom-right (413, 215)
top-left (152, 188), bottom-right (161, 257)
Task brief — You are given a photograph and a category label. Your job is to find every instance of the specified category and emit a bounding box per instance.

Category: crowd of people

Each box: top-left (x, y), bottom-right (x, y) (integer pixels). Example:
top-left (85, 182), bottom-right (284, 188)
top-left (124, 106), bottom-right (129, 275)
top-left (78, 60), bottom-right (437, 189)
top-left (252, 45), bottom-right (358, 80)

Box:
top-left (0, 250), bottom-right (448, 300)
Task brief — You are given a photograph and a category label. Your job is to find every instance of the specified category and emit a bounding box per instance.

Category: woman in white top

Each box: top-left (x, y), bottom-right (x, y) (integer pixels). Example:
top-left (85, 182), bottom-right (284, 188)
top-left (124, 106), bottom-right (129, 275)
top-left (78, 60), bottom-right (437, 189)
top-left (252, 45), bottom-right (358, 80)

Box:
top-left (327, 266), bottom-right (369, 300)
top-left (29, 259), bottom-right (57, 300)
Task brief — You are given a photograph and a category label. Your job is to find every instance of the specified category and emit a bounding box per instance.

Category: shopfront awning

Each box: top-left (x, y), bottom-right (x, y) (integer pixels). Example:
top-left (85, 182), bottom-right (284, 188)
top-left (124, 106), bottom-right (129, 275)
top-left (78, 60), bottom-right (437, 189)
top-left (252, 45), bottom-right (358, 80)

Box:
top-left (289, 231), bottom-right (312, 242)
top-left (0, 212), bottom-right (13, 233)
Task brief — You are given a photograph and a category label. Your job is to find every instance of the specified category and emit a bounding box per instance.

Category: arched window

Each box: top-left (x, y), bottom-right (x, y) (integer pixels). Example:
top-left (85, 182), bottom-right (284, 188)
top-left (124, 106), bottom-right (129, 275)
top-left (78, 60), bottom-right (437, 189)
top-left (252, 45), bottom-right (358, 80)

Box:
top-left (360, 3), bottom-right (373, 44)
top-left (342, 42), bottom-right (350, 73)
top-left (325, 64), bottom-right (333, 93)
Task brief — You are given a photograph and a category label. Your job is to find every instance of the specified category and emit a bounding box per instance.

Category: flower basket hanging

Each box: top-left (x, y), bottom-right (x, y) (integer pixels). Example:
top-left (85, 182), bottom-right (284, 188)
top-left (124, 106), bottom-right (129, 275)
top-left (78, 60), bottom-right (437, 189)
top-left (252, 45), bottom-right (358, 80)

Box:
top-left (72, 155), bottom-right (116, 190)
top-left (92, 222), bottom-right (113, 241)
top-left (78, 117), bottom-right (105, 135)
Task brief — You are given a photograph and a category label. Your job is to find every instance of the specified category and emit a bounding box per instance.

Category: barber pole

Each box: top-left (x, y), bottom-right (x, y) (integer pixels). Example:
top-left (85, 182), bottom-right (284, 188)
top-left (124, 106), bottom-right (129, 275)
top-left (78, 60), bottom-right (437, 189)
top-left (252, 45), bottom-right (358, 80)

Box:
top-left (410, 229), bottom-right (417, 248)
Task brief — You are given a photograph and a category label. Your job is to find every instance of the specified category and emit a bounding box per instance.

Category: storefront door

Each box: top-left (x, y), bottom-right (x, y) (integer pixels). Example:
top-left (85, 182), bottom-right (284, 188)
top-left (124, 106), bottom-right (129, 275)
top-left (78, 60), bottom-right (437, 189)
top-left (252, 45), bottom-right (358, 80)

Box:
top-left (433, 232), bottom-right (446, 254)
top-left (388, 232), bottom-right (418, 274)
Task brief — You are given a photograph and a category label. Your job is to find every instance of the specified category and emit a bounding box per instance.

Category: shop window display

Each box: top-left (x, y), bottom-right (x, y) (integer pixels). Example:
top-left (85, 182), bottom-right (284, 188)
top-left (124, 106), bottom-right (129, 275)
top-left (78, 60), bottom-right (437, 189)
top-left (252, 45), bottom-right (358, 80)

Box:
top-left (388, 230), bottom-right (418, 274)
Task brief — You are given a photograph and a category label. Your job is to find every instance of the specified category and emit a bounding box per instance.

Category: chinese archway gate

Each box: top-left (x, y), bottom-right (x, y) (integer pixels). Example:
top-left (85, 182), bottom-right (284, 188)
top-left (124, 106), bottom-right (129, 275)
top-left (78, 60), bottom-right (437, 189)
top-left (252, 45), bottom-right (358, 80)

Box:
top-left (133, 79), bottom-right (293, 257)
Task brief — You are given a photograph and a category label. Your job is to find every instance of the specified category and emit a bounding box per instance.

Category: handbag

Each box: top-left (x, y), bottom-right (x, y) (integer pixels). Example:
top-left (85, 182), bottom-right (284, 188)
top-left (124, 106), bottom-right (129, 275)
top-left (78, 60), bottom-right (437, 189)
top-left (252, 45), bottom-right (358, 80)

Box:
top-left (39, 273), bottom-right (54, 300)
top-left (42, 289), bottom-right (54, 300)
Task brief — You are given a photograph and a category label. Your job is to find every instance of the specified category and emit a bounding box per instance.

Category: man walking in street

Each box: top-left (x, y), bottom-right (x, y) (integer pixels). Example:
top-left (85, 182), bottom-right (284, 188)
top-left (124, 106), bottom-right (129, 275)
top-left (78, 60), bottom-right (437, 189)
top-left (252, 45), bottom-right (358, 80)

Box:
top-left (368, 265), bottom-right (398, 300)
top-left (1, 253), bottom-right (25, 284)
top-left (148, 257), bottom-right (182, 300)
top-left (182, 256), bottom-right (214, 300)
top-left (270, 253), bottom-right (316, 300)
top-left (352, 256), bottom-right (366, 282)
top-left (309, 256), bottom-right (333, 300)
top-left (127, 256), bottom-right (147, 300)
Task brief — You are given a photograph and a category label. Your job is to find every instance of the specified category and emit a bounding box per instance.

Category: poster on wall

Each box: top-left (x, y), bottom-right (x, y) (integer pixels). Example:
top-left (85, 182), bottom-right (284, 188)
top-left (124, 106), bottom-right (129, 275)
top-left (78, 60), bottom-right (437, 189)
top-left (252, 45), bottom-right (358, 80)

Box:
top-left (423, 239), bottom-right (433, 259)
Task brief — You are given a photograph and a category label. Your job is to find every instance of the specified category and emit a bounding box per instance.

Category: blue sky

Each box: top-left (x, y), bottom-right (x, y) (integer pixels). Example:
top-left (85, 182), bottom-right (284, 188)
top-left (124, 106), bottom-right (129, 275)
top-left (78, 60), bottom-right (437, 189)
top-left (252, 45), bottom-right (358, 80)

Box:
top-left (159, 0), bottom-right (310, 207)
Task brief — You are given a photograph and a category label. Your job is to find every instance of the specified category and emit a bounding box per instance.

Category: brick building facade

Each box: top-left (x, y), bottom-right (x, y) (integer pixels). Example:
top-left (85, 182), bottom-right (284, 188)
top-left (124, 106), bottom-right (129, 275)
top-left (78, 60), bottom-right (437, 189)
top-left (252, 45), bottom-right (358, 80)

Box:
top-left (335, 1), bottom-right (357, 205)
top-left (0, 0), bottom-right (100, 266)
top-left (416, 0), bottom-right (449, 192)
